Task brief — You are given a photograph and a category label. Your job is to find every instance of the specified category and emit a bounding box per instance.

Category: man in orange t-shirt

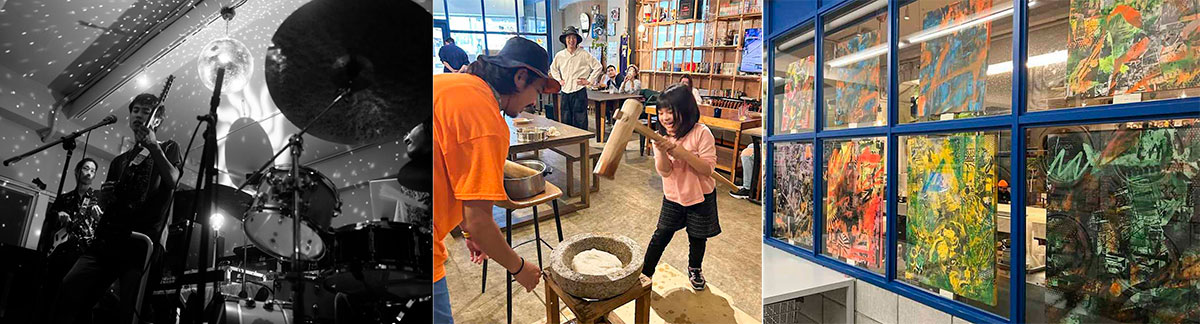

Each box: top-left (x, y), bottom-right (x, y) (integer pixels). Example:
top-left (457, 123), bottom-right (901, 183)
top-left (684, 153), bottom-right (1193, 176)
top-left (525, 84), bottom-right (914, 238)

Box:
top-left (432, 37), bottom-right (560, 324)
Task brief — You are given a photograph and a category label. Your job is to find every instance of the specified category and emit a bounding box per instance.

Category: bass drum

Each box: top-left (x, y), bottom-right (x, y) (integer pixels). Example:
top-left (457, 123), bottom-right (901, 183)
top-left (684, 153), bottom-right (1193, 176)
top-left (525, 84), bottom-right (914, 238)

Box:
top-left (214, 295), bottom-right (291, 324)
top-left (324, 221), bottom-right (432, 299)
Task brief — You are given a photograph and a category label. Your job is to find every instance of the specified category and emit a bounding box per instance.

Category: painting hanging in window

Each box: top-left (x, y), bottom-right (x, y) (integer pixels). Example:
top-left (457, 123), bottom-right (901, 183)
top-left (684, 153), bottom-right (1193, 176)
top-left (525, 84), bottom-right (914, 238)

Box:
top-left (903, 132), bottom-right (998, 306)
top-left (826, 31), bottom-right (885, 128)
top-left (915, 0), bottom-right (993, 121)
top-left (781, 56), bottom-right (816, 133)
top-left (1041, 119), bottom-right (1200, 323)
top-left (823, 137), bottom-right (886, 272)
top-left (1066, 0), bottom-right (1200, 99)
top-left (773, 141), bottom-right (815, 248)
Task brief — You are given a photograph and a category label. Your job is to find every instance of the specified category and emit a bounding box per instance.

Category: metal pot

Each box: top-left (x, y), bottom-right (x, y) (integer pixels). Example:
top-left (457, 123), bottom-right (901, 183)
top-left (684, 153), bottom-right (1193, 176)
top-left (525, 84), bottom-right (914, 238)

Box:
top-left (516, 127), bottom-right (546, 143)
top-left (504, 160), bottom-right (547, 200)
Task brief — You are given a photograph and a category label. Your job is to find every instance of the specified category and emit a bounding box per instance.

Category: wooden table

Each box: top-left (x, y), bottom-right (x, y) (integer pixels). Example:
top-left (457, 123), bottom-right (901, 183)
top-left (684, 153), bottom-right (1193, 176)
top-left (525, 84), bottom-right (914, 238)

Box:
top-left (544, 273), bottom-right (652, 324)
top-left (744, 127), bottom-right (764, 202)
top-left (644, 105), bottom-right (762, 186)
top-left (587, 90), bottom-right (643, 142)
top-left (505, 112), bottom-right (595, 224)
top-left (763, 244), bottom-right (856, 323)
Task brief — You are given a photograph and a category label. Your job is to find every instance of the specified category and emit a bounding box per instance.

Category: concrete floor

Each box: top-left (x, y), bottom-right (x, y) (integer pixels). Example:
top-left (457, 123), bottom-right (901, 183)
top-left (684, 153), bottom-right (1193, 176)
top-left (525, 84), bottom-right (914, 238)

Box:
top-left (440, 138), bottom-right (764, 323)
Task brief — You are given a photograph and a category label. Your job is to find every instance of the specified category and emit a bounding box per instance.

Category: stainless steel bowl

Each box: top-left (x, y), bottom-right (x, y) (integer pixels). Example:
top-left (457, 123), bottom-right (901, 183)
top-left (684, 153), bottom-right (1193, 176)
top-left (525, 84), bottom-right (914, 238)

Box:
top-left (504, 160), bottom-right (547, 200)
top-left (516, 127), bottom-right (546, 143)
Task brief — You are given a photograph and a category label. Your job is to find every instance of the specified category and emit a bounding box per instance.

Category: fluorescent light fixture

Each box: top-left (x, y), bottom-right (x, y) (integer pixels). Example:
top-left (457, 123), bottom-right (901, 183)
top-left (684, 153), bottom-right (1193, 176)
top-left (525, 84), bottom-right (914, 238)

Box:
top-left (986, 50), bottom-right (1067, 75)
top-left (827, 45), bottom-right (889, 67)
top-left (777, 0), bottom-right (887, 52)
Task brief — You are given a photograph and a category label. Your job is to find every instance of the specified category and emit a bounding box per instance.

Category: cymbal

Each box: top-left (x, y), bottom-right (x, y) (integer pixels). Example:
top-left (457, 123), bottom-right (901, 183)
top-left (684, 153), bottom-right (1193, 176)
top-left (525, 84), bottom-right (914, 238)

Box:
top-left (173, 184), bottom-right (255, 221)
top-left (265, 0), bottom-right (430, 145)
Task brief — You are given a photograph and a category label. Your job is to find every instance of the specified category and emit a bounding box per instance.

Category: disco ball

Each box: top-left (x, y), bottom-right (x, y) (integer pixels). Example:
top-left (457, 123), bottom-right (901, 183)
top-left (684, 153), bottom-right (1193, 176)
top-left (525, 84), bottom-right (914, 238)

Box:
top-left (197, 37), bottom-right (254, 93)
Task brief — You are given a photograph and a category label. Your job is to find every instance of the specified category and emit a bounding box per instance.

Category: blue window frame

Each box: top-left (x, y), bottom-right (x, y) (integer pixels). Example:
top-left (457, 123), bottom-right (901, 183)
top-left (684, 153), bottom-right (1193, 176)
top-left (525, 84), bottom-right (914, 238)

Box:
top-left (764, 0), bottom-right (1200, 323)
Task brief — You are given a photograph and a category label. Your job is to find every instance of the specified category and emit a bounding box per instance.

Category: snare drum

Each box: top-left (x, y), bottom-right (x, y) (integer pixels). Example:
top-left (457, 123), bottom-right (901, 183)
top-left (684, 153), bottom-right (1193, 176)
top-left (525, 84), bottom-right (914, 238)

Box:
top-left (324, 221), bottom-right (432, 299)
top-left (244, 166), bottom-right (340, 261)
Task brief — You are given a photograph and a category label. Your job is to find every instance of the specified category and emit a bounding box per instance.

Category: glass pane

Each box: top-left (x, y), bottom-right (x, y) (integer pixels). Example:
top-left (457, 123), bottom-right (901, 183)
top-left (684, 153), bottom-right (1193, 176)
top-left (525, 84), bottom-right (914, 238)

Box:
top-left (484, 0), bottom-right (517, 32)
top-left (486, 33), bottom-right (516, 55)
top-left (772, 141), bottom-right (815, 249)
top-left (822, 136), bottom-right (887, 273)
top-left (447, 0), bottom-right (484, 31)
top-left (434, 26), bottom-right (445, 75)
top-left (773, 22), bottom-right (816, 135)
top-left (694, 22), bottom-right (706, 46)
top-left (898, 130), bottom-right (1011, 318)
top-left (524, 34), bottom-right (548, 53)
top-left (1029, 1), bottom-right (1200, 111)
top-left (449, 32), bottom-right (486, 62)
top-left (897, 0), bottom-right (1013, 124)
top-left (517, 0), bottom-right (546, 34)
top-left (1025, 118), bottom-right (1200, 323)
top-left (822, 0), bottom-right (889, 130)
top-left (434, 0), bottom-right (446, 20)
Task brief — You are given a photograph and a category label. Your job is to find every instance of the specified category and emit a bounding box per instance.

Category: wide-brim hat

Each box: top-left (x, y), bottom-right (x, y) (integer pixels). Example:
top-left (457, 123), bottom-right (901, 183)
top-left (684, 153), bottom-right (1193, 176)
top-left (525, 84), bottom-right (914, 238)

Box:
top-left (559, 26), bottom-right (583, 45)
top-left (477, 37), bottom-right (561, 94)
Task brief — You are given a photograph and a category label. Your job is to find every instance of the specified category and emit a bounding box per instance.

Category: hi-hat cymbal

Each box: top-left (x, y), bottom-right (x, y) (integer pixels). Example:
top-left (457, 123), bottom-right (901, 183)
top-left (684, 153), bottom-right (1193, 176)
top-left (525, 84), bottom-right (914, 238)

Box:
top-left (265, 0), bottom-right (430, 145)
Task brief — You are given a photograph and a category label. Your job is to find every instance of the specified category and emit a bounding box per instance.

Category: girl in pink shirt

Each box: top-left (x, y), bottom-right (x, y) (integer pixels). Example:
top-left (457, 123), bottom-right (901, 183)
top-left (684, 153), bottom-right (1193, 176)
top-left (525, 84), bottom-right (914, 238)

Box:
top-left (641, 84), bottom-right (720, 291)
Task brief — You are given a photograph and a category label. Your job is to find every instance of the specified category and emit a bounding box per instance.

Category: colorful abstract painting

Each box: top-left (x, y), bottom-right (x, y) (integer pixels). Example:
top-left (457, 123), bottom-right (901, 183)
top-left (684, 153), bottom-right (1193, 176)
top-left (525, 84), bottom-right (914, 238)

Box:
top-left (781, 56), bottom-right (816, 133)
top-left (1042, 121), bottom-right (1200, 323)
top-left (916, 0), bottom-right (992, 121)
top-left (827, 31), bottom-right (884, 128)
top-left (824, 138), bottom-right (886, 270)
top-left (1066, 0), bottom-right (1200, 98)
top-left (772, 141), bottom-right (815, 248)
top-left (903, 133), bottom-right (998, 305)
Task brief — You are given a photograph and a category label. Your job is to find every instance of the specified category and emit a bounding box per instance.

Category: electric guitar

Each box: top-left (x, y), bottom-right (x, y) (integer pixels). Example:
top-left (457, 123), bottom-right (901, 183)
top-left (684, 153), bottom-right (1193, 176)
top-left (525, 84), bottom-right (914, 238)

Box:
top-left (49, 191), bottom-right (100, 254)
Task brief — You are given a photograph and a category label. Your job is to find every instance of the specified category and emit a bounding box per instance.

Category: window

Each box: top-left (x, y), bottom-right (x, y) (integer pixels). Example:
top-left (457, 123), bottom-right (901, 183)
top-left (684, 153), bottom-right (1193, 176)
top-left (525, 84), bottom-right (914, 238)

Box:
top-left (896, 0), bottom-right (1013, 124)
top-left (1028, 1), bottom-right (1200, 111)
top-left (441, 0), bottom-right (550, 70)
top-left (772, 141), bottom-right (815, 249)
top-left (483, 0), bottom-right (518, 32)
top-left (898, 130), bottom-right (1011, 318)
top-left (822, 136), bottom-right (887, 273)
top-left (773, 22), bottom-right (816, 134)
top-left (1025, 118), bottom-right (1200, 323)
top-left (0, 180), bottom-right (37, 246)
top-left (450, 32), bottom-right (486, 61)
top-left (518, 0), bottom-right (547, 33)
top-left (822, 0), bottom-right (888, 130)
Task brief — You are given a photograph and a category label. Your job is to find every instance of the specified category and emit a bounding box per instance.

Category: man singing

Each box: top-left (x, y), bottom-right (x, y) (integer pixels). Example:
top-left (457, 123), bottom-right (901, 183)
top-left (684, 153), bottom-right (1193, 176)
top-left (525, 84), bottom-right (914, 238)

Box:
top-left (50, 93), bottom-right (181, 324)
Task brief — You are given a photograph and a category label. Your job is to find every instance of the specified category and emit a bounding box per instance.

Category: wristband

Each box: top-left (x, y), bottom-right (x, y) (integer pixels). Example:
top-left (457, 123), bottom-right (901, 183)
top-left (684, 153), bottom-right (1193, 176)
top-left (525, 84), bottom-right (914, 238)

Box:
top-left (508, 257), bottom-right (526, 275)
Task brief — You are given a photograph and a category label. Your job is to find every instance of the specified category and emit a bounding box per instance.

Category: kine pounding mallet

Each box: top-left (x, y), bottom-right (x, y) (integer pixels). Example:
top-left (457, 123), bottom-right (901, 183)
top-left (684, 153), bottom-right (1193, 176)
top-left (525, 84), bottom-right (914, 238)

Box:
top-left (593, 99), bottom-right (740, 189)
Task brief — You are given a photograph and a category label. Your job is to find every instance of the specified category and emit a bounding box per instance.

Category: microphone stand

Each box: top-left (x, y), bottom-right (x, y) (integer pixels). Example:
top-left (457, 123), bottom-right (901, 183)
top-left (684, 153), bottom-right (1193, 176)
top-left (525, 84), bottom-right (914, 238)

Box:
top-left (182, 67), bottom-right (224, 322)
top-left (5, 115), bottom-right (116, 252)
top-left (234, 86), bottom-right (351, 323)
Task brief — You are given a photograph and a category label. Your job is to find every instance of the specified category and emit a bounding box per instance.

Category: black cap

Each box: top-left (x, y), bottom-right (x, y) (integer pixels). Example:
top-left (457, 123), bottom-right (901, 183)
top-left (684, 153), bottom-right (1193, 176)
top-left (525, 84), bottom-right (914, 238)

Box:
top-left (477, 37), bottom-right (561, 94)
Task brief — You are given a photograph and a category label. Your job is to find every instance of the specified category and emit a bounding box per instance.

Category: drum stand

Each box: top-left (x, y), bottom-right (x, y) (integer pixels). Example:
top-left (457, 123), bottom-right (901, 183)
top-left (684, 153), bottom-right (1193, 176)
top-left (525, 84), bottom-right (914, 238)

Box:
top-left (239, 87), bottom-right (352, 323)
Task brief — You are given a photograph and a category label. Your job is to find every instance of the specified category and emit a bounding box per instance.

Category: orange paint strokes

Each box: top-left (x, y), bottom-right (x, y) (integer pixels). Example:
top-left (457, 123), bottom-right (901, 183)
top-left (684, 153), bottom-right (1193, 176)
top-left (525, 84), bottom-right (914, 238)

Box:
top-left (1109, 5), bottom-right (1143, 29)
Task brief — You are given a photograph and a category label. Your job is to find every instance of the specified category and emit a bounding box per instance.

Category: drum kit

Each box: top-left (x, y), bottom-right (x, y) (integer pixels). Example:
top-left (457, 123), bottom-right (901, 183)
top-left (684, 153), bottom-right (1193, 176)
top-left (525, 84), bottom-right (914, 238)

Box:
top-left (163, 0), bottom-right (432, 323)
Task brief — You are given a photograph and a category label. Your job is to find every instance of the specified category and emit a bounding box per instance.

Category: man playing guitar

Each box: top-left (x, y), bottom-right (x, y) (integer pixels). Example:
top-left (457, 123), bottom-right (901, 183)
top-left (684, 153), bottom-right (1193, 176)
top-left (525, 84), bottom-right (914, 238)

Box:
top-left (35, 158), bottom-right (102, 323)
top-left (49, 93), bottom-right (181, 324)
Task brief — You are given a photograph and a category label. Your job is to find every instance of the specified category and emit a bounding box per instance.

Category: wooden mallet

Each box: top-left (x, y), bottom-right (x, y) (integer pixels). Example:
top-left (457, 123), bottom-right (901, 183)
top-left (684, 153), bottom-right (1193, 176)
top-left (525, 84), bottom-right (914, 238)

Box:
top-left (593, 99), bottom-right (740, 189)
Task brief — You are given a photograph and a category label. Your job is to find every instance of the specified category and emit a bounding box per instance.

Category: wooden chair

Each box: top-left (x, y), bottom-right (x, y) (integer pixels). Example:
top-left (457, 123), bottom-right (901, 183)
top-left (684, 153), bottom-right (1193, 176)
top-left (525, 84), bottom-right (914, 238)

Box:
top-left (548, 145), bottom-right (601, 198)
top-left (482, 182), bottom-right (565, 324)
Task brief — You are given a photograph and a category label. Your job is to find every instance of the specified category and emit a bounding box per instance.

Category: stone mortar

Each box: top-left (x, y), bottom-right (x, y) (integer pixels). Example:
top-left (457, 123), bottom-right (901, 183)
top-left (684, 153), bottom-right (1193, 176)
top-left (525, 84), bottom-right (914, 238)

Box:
top-left (548, 233), bottom-right (644, 300)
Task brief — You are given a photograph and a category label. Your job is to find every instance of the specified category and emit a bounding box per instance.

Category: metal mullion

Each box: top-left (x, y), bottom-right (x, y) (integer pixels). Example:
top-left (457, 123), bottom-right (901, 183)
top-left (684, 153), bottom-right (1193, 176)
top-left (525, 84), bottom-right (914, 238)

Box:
top-left (884, 0), bottom-right (899, 283)
top-left (765, 30), bottom-right (777, 239)
top-left (812, 10), bottom-right (826, 259)
top-left (813, 125), bottom-right (887, 139)
top-left (890, 115), bottom-right (1012, 136)
top-left (766, 132), bottom-right (816, 142)
top-left (1008, 0), bottom-right (1028, 322)
top-left (480, 0), bottom-right (489, 52)
top-left (1020, 98), bottom-right (1200, 127)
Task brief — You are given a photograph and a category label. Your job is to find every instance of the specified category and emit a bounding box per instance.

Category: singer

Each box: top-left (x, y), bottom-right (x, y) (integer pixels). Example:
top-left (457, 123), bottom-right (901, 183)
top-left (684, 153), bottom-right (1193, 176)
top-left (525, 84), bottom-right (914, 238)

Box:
top-left (48, 93), bottom-right (182, 324)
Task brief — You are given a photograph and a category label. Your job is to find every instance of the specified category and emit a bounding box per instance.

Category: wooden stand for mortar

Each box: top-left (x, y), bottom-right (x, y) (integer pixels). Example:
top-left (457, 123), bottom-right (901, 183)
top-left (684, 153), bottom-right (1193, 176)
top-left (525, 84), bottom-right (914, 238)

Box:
top-left (544, 273), bottom-right (651, 324)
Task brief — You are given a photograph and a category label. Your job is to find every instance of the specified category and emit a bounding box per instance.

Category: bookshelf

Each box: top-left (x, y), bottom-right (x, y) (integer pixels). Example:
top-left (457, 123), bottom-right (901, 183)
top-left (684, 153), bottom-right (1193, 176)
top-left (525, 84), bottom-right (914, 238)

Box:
top-left (632, 0), bottom-right (762, 104)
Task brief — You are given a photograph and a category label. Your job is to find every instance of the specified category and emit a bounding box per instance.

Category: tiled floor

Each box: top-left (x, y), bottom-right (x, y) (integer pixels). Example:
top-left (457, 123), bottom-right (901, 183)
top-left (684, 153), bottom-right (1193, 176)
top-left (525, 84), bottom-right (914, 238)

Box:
top-left (440, 138), bottom-right (764, 323)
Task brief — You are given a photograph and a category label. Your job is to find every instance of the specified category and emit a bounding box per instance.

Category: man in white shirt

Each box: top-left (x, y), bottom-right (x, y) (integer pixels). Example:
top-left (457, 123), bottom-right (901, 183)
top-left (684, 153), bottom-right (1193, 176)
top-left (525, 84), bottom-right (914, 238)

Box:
top-left (549, 26), bottom-right (602, 131)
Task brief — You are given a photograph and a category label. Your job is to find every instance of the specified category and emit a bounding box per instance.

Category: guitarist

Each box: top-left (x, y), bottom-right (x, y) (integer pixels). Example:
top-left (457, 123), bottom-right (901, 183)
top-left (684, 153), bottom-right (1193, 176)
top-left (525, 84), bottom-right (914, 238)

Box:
top-left (35, 158), bottom-right (101, 323)
top-left (49, 93), bottom-right (181, 324)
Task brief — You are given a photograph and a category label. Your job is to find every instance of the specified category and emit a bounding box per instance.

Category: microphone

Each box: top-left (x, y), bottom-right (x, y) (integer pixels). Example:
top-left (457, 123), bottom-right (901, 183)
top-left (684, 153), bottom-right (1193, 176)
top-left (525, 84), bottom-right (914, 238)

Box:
top-left (69, 115), bottom-right (119, 138)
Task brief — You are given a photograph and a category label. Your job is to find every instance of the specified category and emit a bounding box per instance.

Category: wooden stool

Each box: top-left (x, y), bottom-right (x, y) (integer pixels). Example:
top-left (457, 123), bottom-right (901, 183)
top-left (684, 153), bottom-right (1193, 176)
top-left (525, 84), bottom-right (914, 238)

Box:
top-left (548, 145), bottom-right (601, 197)
top-left (483, 182), bottom-right (565, 324)
top-left (544, 273), bottom-right (652, 324)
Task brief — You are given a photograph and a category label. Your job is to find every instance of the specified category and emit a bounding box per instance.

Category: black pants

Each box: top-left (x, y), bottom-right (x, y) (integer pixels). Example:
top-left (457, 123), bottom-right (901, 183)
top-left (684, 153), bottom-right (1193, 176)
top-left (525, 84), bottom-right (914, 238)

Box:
top-left (555, 89), bottom-right (589, 131)
top-left (35, 244), bottom-right (85, 324)
top-left (641, 191), bottom-right (720, 278)
top-left (49, 236), bottom-right (159, 324)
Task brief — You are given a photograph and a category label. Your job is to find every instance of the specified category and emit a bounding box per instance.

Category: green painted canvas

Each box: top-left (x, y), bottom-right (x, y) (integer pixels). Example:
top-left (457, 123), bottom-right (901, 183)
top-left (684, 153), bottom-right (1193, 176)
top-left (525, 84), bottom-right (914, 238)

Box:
top-left (904, 133), bottom-right (998, 305)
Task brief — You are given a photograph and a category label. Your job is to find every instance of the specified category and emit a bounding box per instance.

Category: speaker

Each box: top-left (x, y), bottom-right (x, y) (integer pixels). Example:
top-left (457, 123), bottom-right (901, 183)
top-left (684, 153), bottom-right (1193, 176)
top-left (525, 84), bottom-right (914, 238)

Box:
top-left (678, 0), bottom-right (704, 19)
top-left (0, 244), bottom-right (43, 323)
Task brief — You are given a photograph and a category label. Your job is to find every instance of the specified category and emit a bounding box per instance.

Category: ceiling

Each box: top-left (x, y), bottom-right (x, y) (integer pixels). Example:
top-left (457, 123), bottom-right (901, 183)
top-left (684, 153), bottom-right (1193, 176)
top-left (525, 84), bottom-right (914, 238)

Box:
top-left (0, 0), bottom-right (427, 191)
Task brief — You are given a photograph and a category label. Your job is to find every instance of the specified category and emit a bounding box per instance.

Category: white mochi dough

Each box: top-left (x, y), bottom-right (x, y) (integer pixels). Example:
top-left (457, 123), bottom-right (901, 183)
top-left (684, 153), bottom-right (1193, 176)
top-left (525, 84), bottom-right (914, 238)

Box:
top-left (572, 249), bottom-right (624, 276)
